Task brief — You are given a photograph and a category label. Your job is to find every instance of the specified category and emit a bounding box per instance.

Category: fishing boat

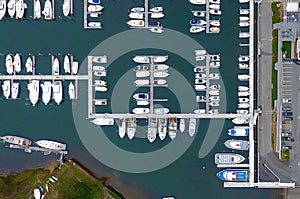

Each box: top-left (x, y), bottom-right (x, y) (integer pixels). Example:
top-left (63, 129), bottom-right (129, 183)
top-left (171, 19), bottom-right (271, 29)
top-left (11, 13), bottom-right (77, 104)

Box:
top-left (136, 70), bottom-right (150, 77)
top-left (194, 66), bottom-right (206, 73)
top-left (6, 54), bottom-right (13, 74)
top-left (240, 9), bottom-right (249, 15)
top-left (210, 20), bottom-right (220, 26)
top-left (239, 98), bottom-right (249, 103)
top-left (34, 0), bottom-right (41, 19)
top-left (179, 118), bottom-right (185, 133)
top-left (150, 6), bottom-right (163, 12)
top-left (92, 56), bottom-right (107, 63)
top-left (224, 139), bottom-right (249, 150)
top-left (239, 16), bottom-right (249, 21)
top-left (190, 19), bottom-right (207, 26)
top-left (209, 61), bottom-right (220, 68)
top-left (154, 108), bottom-right (169, 114)
top-left (133, 56), bottom-right (150, 63)
top-left (210, 84), bottom-right (220, 90)
top-left (238, 91), bottom-right (249, 97)
top-left (158, 118), bottom-right (167, 140)
top-left (42, 0), bottom-right (52, 20)
top-left (239, 63), bottom-right (249, 69)
top-left (118, 119), bottom-right (126, 139)
top-left (154, 71), bottom-right (169, 78)
top-left (239, 0), bottom-right (250, 3)
top-left (64, 55), bottom-right (70, 74)
top-left (127, 20), bottom-right (145, 27)
top-left (131, 7), bottom-right (144, 12)
top-left (134, 79), bottom-right (149, 86)
top-left (27, 80), bottom-right (39, 106)
top-left (149, 27), bottom-right (164, 34)
top-left (195, 78), bottom-right (206, 84)
top-left (36, 140), bottom-right (66, 150)
top-left (88, 22), bottom-right (101, 27)
top-left (25, 57), bottom-right (33, 73)
top-left (237, 109), bottom-right (249, 114)
top-left (232, 117), bottom-right (249, 125)
top-left (209, 4), bottom-right (220, 9)
top-left (11, 82), bottom-right (19, 100)
top-left (238, 86), bottom-right (249, 91)
top-left (154, 64), bottom-right (169, 70)
top-left (153, 55), bottom-right (168, 63)
top-left (127, 118), bottom-right (136, 139)
top-left (216, 169), bottom-right (249, 181)
top-left (190, 26), bottom-right (205, 33)
top-left (68, 82), bottom-right (75, 99)
top-left (195, 55), bottom-right (205, 61)
top-left (128, 12), bottom-right (143, 19)
top-left (15, 0), bottom-right (26, 19)
top-left (194, 109), bottom-right (206, 114)
top-left (238, 74), bottom-right (250, 81)
top-left (168, 118), bottom-right (177, 140)
top-left (52, 81), bottom-right (63, 105)
top-left (196, 95), bottom-right (206, 102)
top-left (94, 99), bottom-right (107, 105)
top-left (239, 21), bottom-right (249, 27)
top-left (195, 73), bottom-right (206, 79)
top-left (13, 53), bottom-right (21, 73)
top-left (133, 108), bottom-right (150, 114)
top-left (194, 85), bottom-right (206, 91)
top-left (95, 86), bottom-right (108, 92)
top-left (2, 80), bottom-right (10, 99)
top-left (189, 0), bottom-right (206, 5)
top-left (209, 73), bottom-right (220, 79)
top-left (151, 12), bottom-right (164, 19)
top-left (238, 103), bottom-right (250, 108)
top-left (154, 79), bottom-right (167, 85)
top-left (91, 117), bottom-right (114, 126)
top-left (0, 135), bottom-right (31, 146)
top-left (133, 93), bottom-right (149, 100)
top-left (52, 58), bottom-right (59, 75)
top-left (209, 9), bottom-right (221, 15)
top-left (147, 118), bottom-right (157, 143)
top-left (214, 153), bottom-right (245, 165)
top-left (41, 81), bottom-right (51, 105)
top-left (209, 27), bottom-right (220, 33)
top-left (136, 100), bottom-right (149, 106)
top-left (94, 80), bottom-right (106, 86)
top-left (88, 5), bottom-right (103, 12)
top-left (191, 10), bottom-right (205, 18)
top-left (94, 70), bottom-right (107, 77)
top-left (72, 61), bottom-right (79, 75)
top-left (7, 0), bottom-right (16, 18)
top-left (62, 0), bottom-right (70, 17)
top-left (189, 118), bottom-right (196, 136)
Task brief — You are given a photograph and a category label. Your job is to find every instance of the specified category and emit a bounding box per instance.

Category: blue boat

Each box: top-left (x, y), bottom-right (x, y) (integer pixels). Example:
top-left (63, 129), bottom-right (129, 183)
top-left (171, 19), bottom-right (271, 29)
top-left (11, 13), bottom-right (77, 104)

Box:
top-left (216, 169), bottom-right (249, 181)
top-left (190, 19), bottom-right (207, 26)
top-left (228, 127), bottom-right (249, 136)
top-left (88, 0), bottom-right (101, 4)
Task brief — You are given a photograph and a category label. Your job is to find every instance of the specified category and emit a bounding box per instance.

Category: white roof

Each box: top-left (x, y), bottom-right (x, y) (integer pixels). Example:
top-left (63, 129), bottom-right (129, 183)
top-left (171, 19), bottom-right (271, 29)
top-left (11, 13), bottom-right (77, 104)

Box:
top-left (286, 2), bottom-right (298, 12)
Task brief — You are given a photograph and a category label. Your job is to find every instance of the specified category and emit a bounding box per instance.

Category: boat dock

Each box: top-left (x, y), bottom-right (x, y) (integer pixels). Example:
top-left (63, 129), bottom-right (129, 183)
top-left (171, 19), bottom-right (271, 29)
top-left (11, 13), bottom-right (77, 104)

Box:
top-left (83, 0), bottom-right (102, 29)
top-left (0, 75), bottom-right (88, 80)
top-left (204, 0), bottom-right (220, 34)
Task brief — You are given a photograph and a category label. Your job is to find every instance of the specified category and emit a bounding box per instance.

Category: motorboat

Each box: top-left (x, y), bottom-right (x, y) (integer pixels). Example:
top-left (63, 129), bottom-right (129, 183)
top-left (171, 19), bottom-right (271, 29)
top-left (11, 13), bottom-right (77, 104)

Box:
top-left (41, 81), bottom-right (51, 105)
top-left (134, 79), bottom-right (149, 86)
top-left (209, 96), bottom-right (220, 101)
top-left (194, 50), bottom-right (206, 55)
top-left (94, 70), bottom-right (107, 77)
top-left (137, 100), bottom-right (150, 106)
top-left (209, 73), bottom-right (220, 79)
top-left (52, 58), bottom-right (59, 75)
top-left (238, 86), bottom-right (249, 91)
top-left (240, 9), bottom-right (249, 15)
top-left (210, 84), bottom-right (220, 90)
top-left (88, 0), bottom-right (100, 5)
top-left (239, 63), bottom-right (249, 69)
top-left (27, 80), bottom-right (39, 106)
top-left (154, 79), bottom-right (167, 85)
top-left (36, 140), bottom-right (66, 150)
top-left (195, 55), bottom-right (205, 61)
top-left (0, 135), bottom-right (31, 146)
top-left (154, 108), bottom-right (169, 114)
top-left (64, 55), bottom-right (70, 74)
top-left (2, 80), bottom-right (10, 99)
top-left (91, 118), bottom-right (114, 126)
top-left (128, 12), bottom-right (143, 19)
top-left (158, 118), bottom-right (167, 140)
top-left (95, 86), bottom-right (108, 92)
top-left (127, 118), bottom-right (137, 139)
top-left (154, 64), bottom-right (169, 70)
top-left (237, 109), bottom-right (249, 114)
top-left (150, 6), bottom-right (163, 12)
top-left (13, 53), bottom-right (21, 73)
top-left (118, 119), bottom-right (126, 139)
top-left (11, 82), bottom-right (19, 100)
top-left (52, 81), bottom-right (63, 105)
top-left (194, 85), bottom-right (206, 91)
top-left (7, 0), bottom-right (16, 18)
top-left (210, 20), bottom-right (220, 26)
top-left (88, 5), bottom-right (103, 12)
top-left (209, 9), bottom-right (221, 15)
top-left (133, 93), bottom-right (149, 100)
top-left (239, 0), bottom-right (250, 3)
top-left (136, 70), bottom-right (150, 77)
top-left (68, 82), bottom-right (75, 99)
top-left (94, 99), bottom-right (107, 105)
top-left (210, 61), bottom-right (220, 68)
top-left (210, 55), bottom-right (220, 61)
top-left (34, 0), bottom-right (41, 19)
top-left (194, 66), bottom-right (206, 73)
top-left (195, 78), bottom-right (206, 84)
top-left (232, 117), bottom-right (250, 124)
top-left (15, 0), bottom-right (26, 19)
top-left (238, 55), bottom-right (249, 62)
top-left (190, 19), bottom-right (207, 26)
top-left (209, 0), bottom-right (220, 3)
top-left (216, 169), bottom-right (249, 181)
top-left (179, 118), bottom-right (185, 133)
top-left (239, 21), bottom-right (250, 27)
top-left (189, 0), bottom-right (206, 5)
top-left (168, 118), bottom-right (177, 140)
top-left (209, 90), bottom-right (219, 95)
top-left (131, 7), bottom-right (144, 12)
top-left (195, 73), bottom-right (206, 79)
top-left (194, 109), bottom-right (206, 114)
top-left (149, 27), bottom-right (164, 34)
top-left (224, 139), bottom-right (249, 150)
top-left (133, 108), bottom-right (149, 114)
top-left (190, 26), bottom-right (205, 33)
top-left (72, 61), bottom-right (79, 74)
top-left (88, 22), bottom-right (102, 28)
top-left (238, 103), bottom-right (250, 108)
top-left (209, 109), bottom-right (219, 114)
top-left (62, 0), bottom-right (70, 17)
top-left (238, 91), bottom-right (249, 97)
top-left (238, 74), bottom-right (250, 81)
top-left (209, 101), bottom-right (219, 107)
top-left (127, 20), bottom-right (145, 27)
top-left (92, 56), bottom-right (107, 63)
top-left (189, 118), bottom-right (196, 137)
top-left (239, 16), bottom-right (249, 21)
top-left (209, 4), bottom-right (220, 10)
top-left (94, 80), bottom-right (107, 86)
top-left (135, 65), bottom-right (149, 71)
top-left (191, 10), bottom-right (205, 18)
top-left (209, 27), bottom-right (220, 33)
top-left (42, 0), bottom-right (52, 20)
top-left (239, 32), bottom-right (250, 38)
top-left (154, 71), bottom-right (169, 78)
top-left (239, 98), bottom-right (249, 103)
top-left (196, 95), bottom-right (206, 102)
top-left (228, 126), bottom-right (249, 136)
top-left (214, 153), bottom-right (245, 165)
top-left (153, 55), bottom-right (168, 63)
top-left (151, 12), bottom-right (164, 19)
top-left (6, 54), bottom-right (13, 74)
top-left (133, 56), bottom-right (150, 63)
top-left (147, 118), bottom-right (157, 143)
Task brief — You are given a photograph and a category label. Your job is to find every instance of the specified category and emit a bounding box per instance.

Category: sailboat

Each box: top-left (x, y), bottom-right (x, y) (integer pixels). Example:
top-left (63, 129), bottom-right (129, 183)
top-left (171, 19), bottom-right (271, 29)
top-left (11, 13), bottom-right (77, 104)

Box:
top-left (11, 82), bottom-right (19, 100)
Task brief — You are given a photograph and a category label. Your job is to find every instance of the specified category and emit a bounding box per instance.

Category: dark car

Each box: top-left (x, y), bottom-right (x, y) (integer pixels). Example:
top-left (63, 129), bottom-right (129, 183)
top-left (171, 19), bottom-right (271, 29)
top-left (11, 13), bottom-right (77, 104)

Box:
top-left (282, 137), bottom-right (292, 141)
top-left (282, 112), bottom-right (293, 116)
top-left (282, 145), bottom-right (292, 150)
top-left (283, 107), bottom-right (292, 111)
top-left (283, 116), bottom-right (293, 120)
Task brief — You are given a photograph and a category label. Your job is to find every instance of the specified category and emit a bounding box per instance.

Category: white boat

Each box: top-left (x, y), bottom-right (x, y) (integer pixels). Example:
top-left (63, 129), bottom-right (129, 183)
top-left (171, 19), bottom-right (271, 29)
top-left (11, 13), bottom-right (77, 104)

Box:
top-left (209, 96), bottom-right (220, 101)
top-left (238, 103), bottom-right (250, 108)
top-left (210, 61), bottom-right (220, 68)
top-left (134, 79), bottom-right (149, 86)
top-left (150, 6), bottom-right (163, 12)
top-left (6, 54), bottom-right (13, 74)
top-left (179, 118), bottom-right (185, 133)
top-left (118, 119), bottom-right (126, 139)
top-left (168, 118), bottom-right (177, 140)
top-left (127, 20), bottom-right (144, 27)
top-left (95, 86), bottom-right (107, 92)
top-left (190, 19), bottom-right (207, 26)
top-left (209, 0), bottom-right (220, 3)
top-left (191, 10), bottom-right (205, 18)
top-left (238, 74), bottom-right (250, 81)
top-left (195, 78), bottom-right (206, 84)
top-left (25, 57), bottom-right (33, 73)
top-left (11, 82), bottom-right (19, 100)
top-left (196, 95), bottom-right (206, 102)
top-left (209, 4), bottom-right (220, 10)
top-left (210, 20), bottom-right (220, 26)
top-left (154, 64), bottom-right (169, 71)
top-left (128, 12), bottom-right (143, 19)
top-left (209, 27), bottom-right (220, 33)
top-left (239, 63), bottom-right (249, 69)
top-left (94, 80), bottom-right (106, 86)
top-left (135, 65), bottom-right (148, 71)
top-left (154, 71), bottom-right (169, 78)
top-left (133, 108), bottom-right (150, 114)
top-left (36, 140), bottom-right (66, 150)
top-left (151, 12), bottom-right (164, 19)
top-left (238, 55), bottom-right (249, 62)
top-left (136, 100), bottom-right (150, 106)
top-left (209, 73), bottom-right (220, 79)
top-left (209, 9), bottom-right (221, 15)
top-left (34, 0), bottom-right (41, 19)
top-left (94, 70), bottom-right (107, 77)
top-left (154, 79), bottom-right (167, 85)
top-left (154, 108), bottom-right (169, 114)
top-left (147, 118), bottom-right (157, 143)
top-left (153, 55), bottom-right (168, 63)
top-left (210, 84), bottom-right (220, 90)
top-left (158, 118), bottom-right (167, 140)
top-left (237, 109), bottom-right (249, 114)
top-left (133, 93), bottom-right (149, 100)
top-left (13, 53), bottom-right (21, 73)
top-left (195, 55), bottom-right (205, 61)
top-left (52, 81), bottom-right (63, 105)
top-left (88, 5), bottom-right (103, 12)
top-left (240, 9), bottom-right (249, 15)
top-left (209, 101), bottom-right (219, 107)
top-left (131, 7), bottom-right (144, 12)
top-left (42, 0), bottom-right (52, 20)
top-left (0, 135), bottom-right (32, 146)
top-left (239, 32), bottom-right (250, 38)
top-left (239, 0), bottom-right (249, 3)
top-left (127, 118), bottom-right (136, 139)
top-left (92, 56), bottom-right (107, 63)
top-left (210, 55), bottom-right (220, 61)
top-left (195, 73), bottom-right (206, 79)
top-left (2, 80), bottom-right (10, 99)
top-left (149, 27), bottom-right (164, 34)
top-left (68, 82), bottom-right (75, 99)
top-left (232, 117), bottom-right (249, 124)
top-left (238, 86), bottom-right (249, 91)
top-left (15, 0), bottom-right (26, 19)
top-left (224, 139), bottom-right (249, 150)
top-left (209, 90), bottom-right (219, 95)
top-left (239, 16), bottom-right (249, 21)
top-left (238, 91), bottom-right (249, 97)
top-left (194, 85), bottom-right (206, 91)
top-left (7, 0), bottom-right (16, 18)
top-left (189, 0), bottom-right (206, 5)
top-left (64, 55), bottom-right (70, 74)
top-left (133, 56), bottom-right (150, 63)
top-left (52, 58), bottom-right (59, 75)
top-left (194, 109), bottom-right (206, 114)
top-left (209, 109), bottom-right (219, 114)
top-left (88, 22), bottom-right (102, 27)
top-left (194, 66), bottom-right (206, 73)
top-left (228, 126), bottom-right (249, 136)
top-left (214, 153), bottom-right (245, 165)
top-left (189, 118), bottom-right (196, 137)
top-left (136, 70), bottom-right (150, 77)
top-left (91, 117), bottom-right (114, 126)
top-left (239, 98), bottom-right (249, 103)
top-left (27, 80), bottom-right (39, 106)
top-left (190, 26), bottom-right (205, 33)
top-left (194, 50), bottom-right (206, 55)
top-left (62, 0), bottom-right (70, 17)
top-left (239, 21), bottom-right (249, 27)
top-left (72, 61), bottom-right (79, 75)
top-left (41, 81), bottom-right (51, 105)
top-left (94, 99), bottom-right (107, 105)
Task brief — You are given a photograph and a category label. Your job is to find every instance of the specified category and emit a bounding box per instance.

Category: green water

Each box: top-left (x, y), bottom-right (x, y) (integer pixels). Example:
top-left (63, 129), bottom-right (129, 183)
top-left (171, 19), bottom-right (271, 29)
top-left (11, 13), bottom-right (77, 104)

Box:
top-left (0, 0), bottom-right (275, 199)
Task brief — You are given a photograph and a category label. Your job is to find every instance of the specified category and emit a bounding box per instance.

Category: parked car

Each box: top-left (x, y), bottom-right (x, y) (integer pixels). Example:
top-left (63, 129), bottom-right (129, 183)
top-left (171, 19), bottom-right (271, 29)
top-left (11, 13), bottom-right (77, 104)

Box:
top-left (282, 145), bottom-right (292, 150)
top-left (282, 98), bottom-right (292, 103)
top-left (282, 137), bottom-right (292, 141)
top-left (283, 107), bottom-right (292, 111)
top-left (283, 116), bottom-right (293, 120)
top-left (283, 112), bottom-right (293, 116)
top-left (282, 133), bottom-right (290, 137)
top-left (282, 120), bottom-right (292, 124)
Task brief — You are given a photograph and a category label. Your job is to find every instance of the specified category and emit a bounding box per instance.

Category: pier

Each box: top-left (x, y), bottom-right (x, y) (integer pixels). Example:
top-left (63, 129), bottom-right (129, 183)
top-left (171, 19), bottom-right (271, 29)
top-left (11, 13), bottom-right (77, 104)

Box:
top-left (0, 75), bottom-right (88, 80)
top-left (83, 0), bottom-right (102, 29)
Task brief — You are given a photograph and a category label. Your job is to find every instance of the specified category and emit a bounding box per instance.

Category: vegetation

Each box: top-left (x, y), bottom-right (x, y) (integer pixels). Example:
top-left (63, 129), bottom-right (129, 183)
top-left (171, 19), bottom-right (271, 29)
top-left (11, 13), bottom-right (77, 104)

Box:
top-left (272, 2), bottom-right (282, 24)
top-left (271, 113), bottom-right (277, 150)
top-left (280, 150), bottom-right (290, 161)
top-left (282, 41), bottom-right (292, 58)
top-left (272, 29), bottom-right (278, 107)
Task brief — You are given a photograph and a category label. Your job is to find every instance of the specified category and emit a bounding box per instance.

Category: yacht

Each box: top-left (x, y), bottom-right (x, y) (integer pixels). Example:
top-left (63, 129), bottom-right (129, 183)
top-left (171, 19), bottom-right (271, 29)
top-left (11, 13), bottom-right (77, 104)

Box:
top-left (150, 6), bottom-right (163, 12)
top-left (133, 108), bottom-right (150, 114)
top-left (214, 153), bottom-right (245, 165)
top-left (228, 126), bottom-right (249, 136)
top-left (94, 99), bottom-right (107, 106)
top-left (239, 21), bottom-right (250, 27)
top-left (238, 55), bottom-right (249, 62)
top-left (190, 26), bottom-right (205, 33)
top-left (210, 20), bottom-right (220, 26)
top-left (153, 55), bottom-right (168, 63)
top-left (238, 103), bottom-right (250, 108)
top-left (210, 84), bottom-right (220, 90)
top-left (194, 66), bottom-right (206, 73)
top-left (238, 74), bottom-right (250, 81)
top-left (64, 55), bottom-right (70, 74)
top-left (224, 139), bottom-right (249, 150)
top-left (209, 0), bottom-right (220, 3)
top-left (168, 118), bottom-right (177, 140)
top-left (13, 53), bottom-right (21, 73)
top-left (118, 119), bottom-right (126, 139)
top-left (232, 117), bottom-right (249, 125)
top-left (239, 98), bottom-right (249, 103)
top-left (149, 27), bottom-right (164, 34)
top-left (36, 140), bottom-right (66, 150)
top-left (133, 93), bottom-right (149, 100)
top-left (209, 4), bottom-right (220, 9)
top-left (194, 85), bottom-right (206, 91)
top-left (127, 20), bottom-right (145, 27)
top-left (194, 49), bottom-right (206, 55)
top-left (136, 100), bottom-right (149, 106)
top-left (2, 80), bottom-right (11, 99)
top-left (154, 108), bottom-right (169, 114)
top-left (158, 118), bottom-right (167, 140)
top-left (189, 0), bottom-right (206, 5)
top-left (62, 0), bottom-right (70, 17)
top-left (27, 80), bottom-right (39, 106)
top-left (94, 70), bottom-right (107, 77)
top-left (7, 0), bottom-right (15, 18)
top-left (237, 109), bottom-right (248, 114)
top-left (151, 12), bottom-right (164, 19)
top-left (91, 118), bottom-right (114, 126)
top-left (238, 86), bottom-right (249, 91)
top-left (133, 56), bottom-right (150, 63)
top-left (68, 82), bottom-right (75, 99)
top-left (209, 101), bottom-right (219, 107)
top-left (239, 63), bottom-right (249, 69)
top-left (209, 109), bottom-right (219, 114)
top-left (15, 0), bottom-right (26, 19)
top-left (179, 118), bottom-right (185, 133)
top-left (52, 58), bottom-right (59, 75)
top-left (42, 0), bottom-right (52, 20)
top-left (209, 27), bottom-right (220, 33)
top-left (136, 70), bottom-right (150, 77)
top-left (210, 61), bottom-right (220, 68)
top-left (95, 86), bottom-right (108, 92)
top-left (134, 79), bottom-right (150, 86)
top-left (72, 61), bottom-right (79, 74)
top-left (216, 169), bottom-right (249, 181)
top-left (195, 73), bottom-right (206, 79)
top-left (194, 109), bottom-right (206, 114)
top-left (88, 5), bottom-right (103, 12)
top-left (41, 81), bottom-right (51, 105)
top-left (239, 16), bottom-right (249, 21)
top-left (209, 96), bottom-right (220, 101)
top-left (130, 7), bottom-right (144, 12)
top-left (195, 55), bottom-right (205, 61)
top-left (154, 79), bottom-right (167, 85)
top-left (154, 71), bottom-right (169, 78)
top-left (209, 90), bottom-right (219, 95)
top-left (52, 81), bottom-right (63, 105)
top-left (240, 9), bottom-right (249, 15)
top-left (147, 118), bottom-right (157, 143)
top-left (239, 0), bottom-right (250, 3)
top-left (88, 22), bottom-right (102, 28)
top-left (209, 9), bottom-right (221, 15)
top-left (189, 118), bottom-right (196, 137)
top-left (154, 64), bottom-right (169, 71)
top-left (195, 78), bottom-right (206, 84)
top-left (128, 12), bottom-right (143, 19)
top-left (209, 73), bottom-right (220, 80)
top-left (238, 91), bottom-right (249, 97)
top-left (196, 95), bottom-right (206, 102)
top-left (92, 56), bottom-right (107, 63)
top-left (34, 0), bottom-right (41, 19)
top-left (191, 10), bottom-right (205, 18)
top-left (127, 118), bottom-right (136, 140)
top-left (239, 32), bottom-right (250, 38)
top-left (190, 19), bottom-right (207, 26)
top-left (11, 82), bottom-right (19, 100)
top-left (0, 135), bottom-right (32, 146)
top-left (6, 54), bottom-right (14, 74)
top-left (25, 57), bottom-right (33, 73)
top-left (94, 80), bottom-right (106, 86)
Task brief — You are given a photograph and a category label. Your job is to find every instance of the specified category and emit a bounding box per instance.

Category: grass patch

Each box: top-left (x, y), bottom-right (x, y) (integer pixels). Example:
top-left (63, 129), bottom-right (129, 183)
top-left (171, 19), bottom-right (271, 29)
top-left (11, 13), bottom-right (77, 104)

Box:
top-left (271, 113), bottom-right (277, 150)
top-left (272, 2), bottom-right (282, 24)
top-left (272, 29), bottom-right (278, 107)
top-left (282, 41), bottom-right (292, 58)
top-left (280, 150), bottom-right (290, 161)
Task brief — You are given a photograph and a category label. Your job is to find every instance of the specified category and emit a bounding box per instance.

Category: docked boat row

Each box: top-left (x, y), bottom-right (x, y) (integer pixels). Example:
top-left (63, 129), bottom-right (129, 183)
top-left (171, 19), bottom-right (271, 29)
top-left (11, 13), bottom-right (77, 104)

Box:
top-left (92, 55), bottom-right (108, 105)
top-left (1, 80), bottom-right (19, 100)
top-left (86, 0), bottom-right (103, 28)
top-left (52, 55), bottom-right (78, 75)
top-left (0, 0), bottom-right (28, 20)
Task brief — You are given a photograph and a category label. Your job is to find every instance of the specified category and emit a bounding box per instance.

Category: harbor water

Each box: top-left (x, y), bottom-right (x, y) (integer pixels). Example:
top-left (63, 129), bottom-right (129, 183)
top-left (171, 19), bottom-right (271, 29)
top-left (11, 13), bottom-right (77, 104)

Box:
top-left (0, 0), bottom-right (275, 198)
